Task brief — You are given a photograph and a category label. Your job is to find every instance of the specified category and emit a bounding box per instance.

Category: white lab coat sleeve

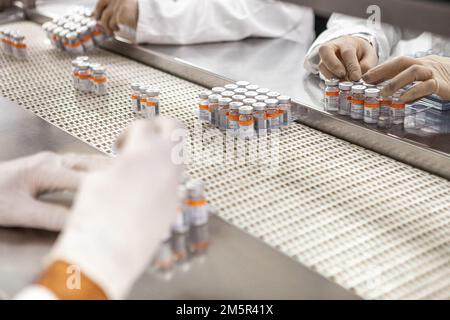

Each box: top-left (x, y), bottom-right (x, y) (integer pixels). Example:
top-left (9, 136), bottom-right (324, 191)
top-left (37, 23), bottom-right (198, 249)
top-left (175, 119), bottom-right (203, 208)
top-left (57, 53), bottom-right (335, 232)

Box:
top-left (14, 285), bottom-right (58, 300)
top-left (136, 0), bottom-right (310, 45)
top-left (304, 13), bottom-right (403, 75)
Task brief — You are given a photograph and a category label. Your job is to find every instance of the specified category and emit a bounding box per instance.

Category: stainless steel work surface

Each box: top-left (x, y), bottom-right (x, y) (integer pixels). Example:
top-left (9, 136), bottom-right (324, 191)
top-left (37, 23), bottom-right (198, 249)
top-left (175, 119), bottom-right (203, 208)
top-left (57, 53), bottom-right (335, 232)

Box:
top-left (0, 97), bottom-right (355, 300)
top-left (2, 21), bottom-right (450, 300)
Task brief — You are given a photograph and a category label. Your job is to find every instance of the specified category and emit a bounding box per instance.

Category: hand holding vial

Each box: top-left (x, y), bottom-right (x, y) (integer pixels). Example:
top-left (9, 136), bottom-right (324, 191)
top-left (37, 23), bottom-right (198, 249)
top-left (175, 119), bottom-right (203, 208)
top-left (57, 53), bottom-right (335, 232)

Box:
top-left (363, 55), bottom-right (450, 104)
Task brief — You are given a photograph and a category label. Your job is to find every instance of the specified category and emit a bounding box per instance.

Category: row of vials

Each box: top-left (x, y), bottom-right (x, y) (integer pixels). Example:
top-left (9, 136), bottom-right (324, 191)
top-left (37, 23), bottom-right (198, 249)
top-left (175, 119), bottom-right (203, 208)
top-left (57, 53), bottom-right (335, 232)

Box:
top-left (324, 79), bottom-right (406, 127)
top-left (0, 29), bottom-right (28, 59)
top-left (71, 56), bottom-right (108, 95)
top-left (42, 7), bottom-right (109, 56)
top-left (153, 178), bottom-right (210, 272)
top-left (130, 83), bottom-right (161, 118)
top-left (198, 81), bottom-right (293, 140)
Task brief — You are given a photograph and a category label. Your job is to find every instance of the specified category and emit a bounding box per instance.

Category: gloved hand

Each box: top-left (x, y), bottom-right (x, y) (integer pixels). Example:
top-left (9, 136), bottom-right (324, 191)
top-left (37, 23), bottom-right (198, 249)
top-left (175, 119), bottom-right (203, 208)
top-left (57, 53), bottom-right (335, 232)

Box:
top-left (363, 55), bottom-right (450, 103)
top-left (94, 0), bottom-right (138, 35)
top-left (47, 118), bottom-right (182, 300)
top-left (318, 35), bottom-right (378, 81)
top-left (0, 152), bottom-right (109, 231)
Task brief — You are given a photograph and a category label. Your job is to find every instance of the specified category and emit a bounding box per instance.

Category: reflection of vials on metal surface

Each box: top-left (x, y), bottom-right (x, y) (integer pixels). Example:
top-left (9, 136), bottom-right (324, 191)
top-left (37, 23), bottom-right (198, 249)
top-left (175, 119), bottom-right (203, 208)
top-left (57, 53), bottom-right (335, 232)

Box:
top-left (189, 223), bottom-right (210, 254)
top-left (154, 235), bottom-right (175, 271)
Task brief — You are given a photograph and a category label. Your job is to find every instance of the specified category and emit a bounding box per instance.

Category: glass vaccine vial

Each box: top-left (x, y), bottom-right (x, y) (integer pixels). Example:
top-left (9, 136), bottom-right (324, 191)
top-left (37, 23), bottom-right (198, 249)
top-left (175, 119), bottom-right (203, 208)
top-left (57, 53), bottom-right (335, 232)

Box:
top-left (265, 98), bottom-right (280, 132)
top-left (232, 94), bottom-right (246, 103)
top-left (131, 83), bottom-right (143, 113)
top-left (255, 95), bottom-right (268, 103)
top-left (253, 102), bottom-right (267, 136)
top-left (225, 83), bottom-right (238, 91)
top-left (236, 80), bottom-right (250, 88)
top-left (218, 97), bottom-right (232, 131)
top-left (208, 94), bottom-right (220, 127)
top-left (239, 106), bottom-right (255, 140)
top-left (186, 180), bottom-right (209, 227)
top-left (338, 82), bottom-right (353, 116)
top-left (92, 66), bottom-right (108, 96)
top-left (277, 95), bottom-right (292, 126)
top-left (77, 62), bottom-right (92, 92)
top-left (145, 88), bottom-right (160, 118)
top-left (364, 88), bottom-right (380, 124)
top-left (198, 91), bottom-right (211, 123)
top-left (12, 34), bottom-right (28, 60)
top-left (324, 78), bottom-right (339, 112)
top-left (227, 102), bottom-right (243, 137)
top-left (391, 90), bottom-right (406, 125)
top-left (351, 85), bottom-right (367, 120)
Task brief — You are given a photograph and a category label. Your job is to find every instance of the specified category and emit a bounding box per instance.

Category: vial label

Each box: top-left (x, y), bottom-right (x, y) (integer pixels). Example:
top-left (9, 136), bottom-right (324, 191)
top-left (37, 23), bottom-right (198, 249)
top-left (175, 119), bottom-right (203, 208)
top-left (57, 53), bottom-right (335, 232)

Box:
top-left (324, 92), bottom-right (339, 112)
top-left (146, 102), bottom-right (157, 118)
top-left (339, 94), bottom-right (352, 115)
top-left (187, 199), bottom-right (209, 227)
top-left (380, 100), bottom-right (392, 117)
top-left (364, 103), bottom-right (380, 124)
top-left (351, 100), bottom-right (364, 119)
top-left (209, 103), bottom-right (218, 126)
top-left (95, 83), bottom-right (108, 95)
top-left (199, 104), bottom-right (210, 123)
top-left (239, 122), bottom-right (255, 139)
top-left (267, 114), bottom-right (280, 130)
top-left (132, 95), bottom-right (141, 112)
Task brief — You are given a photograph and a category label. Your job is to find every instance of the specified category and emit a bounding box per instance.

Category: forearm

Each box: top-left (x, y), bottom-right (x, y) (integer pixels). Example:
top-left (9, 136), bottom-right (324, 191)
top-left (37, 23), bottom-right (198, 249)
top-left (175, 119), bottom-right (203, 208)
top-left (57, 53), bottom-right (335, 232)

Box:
top-left (136, 0), bottom-right (307, 44)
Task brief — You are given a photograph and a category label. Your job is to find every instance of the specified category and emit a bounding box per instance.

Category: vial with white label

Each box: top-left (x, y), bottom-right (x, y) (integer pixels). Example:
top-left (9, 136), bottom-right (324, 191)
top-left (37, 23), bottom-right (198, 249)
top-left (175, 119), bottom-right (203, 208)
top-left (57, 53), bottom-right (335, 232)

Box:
top-left (324, 79), bottom-right (339, 112)
top-left (12, 34), bottom-right (28, 60)
top-left (145, 88), bottom-right (160, 118)
top-left (253, 102), bottom-right (267, 136)
top-left (265, 99), bottom-right (280, 132)
top-left (198, 91), bottom-right (211, 123)
top-left (338, 82), bottom-right (353, 116)
top-left (71, 59), bottom-right (82, 90)
top-left (131, 83), bottom-right (143, 113)
top-left (364, 88), bottom-right (380, 124)
top-left (92, 66), bottom-right (108, 95)
top-left (208, 94), bottom-right (220, 127)
top-left (391, 90), bottom-right (406, 125)
top-left (351, 85), bottom-right (366, 120)
top-left (379, 94), bottom-right (392, 118)
top-left (77, 62), bottom-right (92, 92)
top-left (186, 180), bottom-right (209, 227)
top-left (218, 97), bottom-right (232, 131)
top-left (77, 26), bottom-right (95, 52)
top-left (66, 32), bottom-right (84, 56)
top-left (1, 30), bottom-right (12, 55)
top-left (239, 106), bottom-right (255, 140)
top-left (139, 85), bottom-right (149, 115)
top-left (278, 95), bottom-right (292, 126)
top-left (227, 102), bottom-right (242, 137)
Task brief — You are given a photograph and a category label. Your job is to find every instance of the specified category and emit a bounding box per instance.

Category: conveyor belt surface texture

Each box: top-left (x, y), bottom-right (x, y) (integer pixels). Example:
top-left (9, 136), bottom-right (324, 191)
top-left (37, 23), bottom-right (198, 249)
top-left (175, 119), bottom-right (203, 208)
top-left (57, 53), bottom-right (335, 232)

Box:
top-left (2, 22), bottom-right (450, 299)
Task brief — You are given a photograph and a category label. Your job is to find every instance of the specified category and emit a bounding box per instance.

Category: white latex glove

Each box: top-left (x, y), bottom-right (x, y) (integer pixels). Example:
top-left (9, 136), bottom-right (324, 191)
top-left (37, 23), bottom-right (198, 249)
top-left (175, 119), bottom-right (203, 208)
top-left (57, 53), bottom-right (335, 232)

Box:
top-left (317, 35), bottom-right (379, 81)
top-left (47, 118), bottom-right (182, 300)
top-left (94, 0), bottom-right (138, 35)
top-left (0, 152), bottom-right (109, 231)
top-left (363, 55), bottom-right (450, 103)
